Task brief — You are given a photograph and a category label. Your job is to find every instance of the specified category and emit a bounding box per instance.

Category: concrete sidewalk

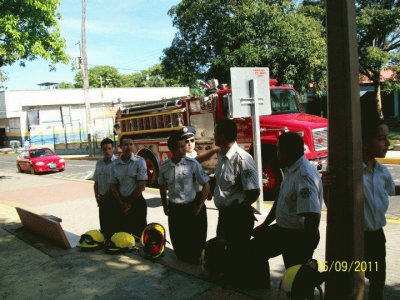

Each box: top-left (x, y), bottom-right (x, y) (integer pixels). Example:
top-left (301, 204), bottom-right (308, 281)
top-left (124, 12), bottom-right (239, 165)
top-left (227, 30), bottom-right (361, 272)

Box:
top-left (0, 172), bottom-right (276, 299)
top-left (0, 171), bottom-right (399, 299)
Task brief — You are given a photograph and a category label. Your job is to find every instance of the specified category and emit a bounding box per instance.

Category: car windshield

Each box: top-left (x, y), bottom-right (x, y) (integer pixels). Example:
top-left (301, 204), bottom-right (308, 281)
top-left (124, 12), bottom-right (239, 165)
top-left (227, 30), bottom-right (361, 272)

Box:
top-left (271, 89), bottom-right (300, 114)
top-left (30, 148), bottom-right (55, 158)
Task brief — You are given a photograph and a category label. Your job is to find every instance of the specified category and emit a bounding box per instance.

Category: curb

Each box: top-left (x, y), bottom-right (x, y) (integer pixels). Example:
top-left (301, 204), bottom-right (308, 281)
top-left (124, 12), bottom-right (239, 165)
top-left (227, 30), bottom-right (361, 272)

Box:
top-left (61, 156), bottom-right (101, 161)
top-left (376, 157), bottom-right (400, 165)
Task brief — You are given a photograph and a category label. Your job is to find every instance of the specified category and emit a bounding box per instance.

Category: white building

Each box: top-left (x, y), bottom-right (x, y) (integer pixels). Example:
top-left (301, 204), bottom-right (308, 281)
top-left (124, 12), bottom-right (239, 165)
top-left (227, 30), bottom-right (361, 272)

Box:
top-left (0, 87), bottom-right (189, 147)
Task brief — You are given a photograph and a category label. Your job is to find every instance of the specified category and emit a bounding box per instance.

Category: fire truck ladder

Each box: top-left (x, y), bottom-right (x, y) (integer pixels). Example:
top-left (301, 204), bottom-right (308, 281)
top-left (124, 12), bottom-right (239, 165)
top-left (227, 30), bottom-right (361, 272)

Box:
top-left (118, 108), bottom-right (185, 136)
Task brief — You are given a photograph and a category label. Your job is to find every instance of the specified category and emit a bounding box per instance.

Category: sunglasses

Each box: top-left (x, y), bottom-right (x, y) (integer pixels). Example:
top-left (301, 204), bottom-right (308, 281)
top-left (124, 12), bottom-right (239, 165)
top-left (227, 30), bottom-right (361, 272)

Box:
top-left (185, 138), bottom-right (195, 144)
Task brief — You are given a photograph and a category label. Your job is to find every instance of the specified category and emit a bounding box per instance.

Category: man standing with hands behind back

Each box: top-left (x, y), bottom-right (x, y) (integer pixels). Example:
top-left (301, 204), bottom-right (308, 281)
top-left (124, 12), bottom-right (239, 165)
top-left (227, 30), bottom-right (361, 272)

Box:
top-left (110, 136), bottom-right (148, 237)
top-left (213, 119), bottom-right (260, 285)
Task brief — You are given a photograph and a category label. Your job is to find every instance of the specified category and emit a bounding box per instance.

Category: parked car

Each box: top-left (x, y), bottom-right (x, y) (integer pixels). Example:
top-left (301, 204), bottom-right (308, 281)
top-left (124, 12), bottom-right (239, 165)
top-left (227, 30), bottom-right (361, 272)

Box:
top-left (16, 147), bottom-right (65, 174)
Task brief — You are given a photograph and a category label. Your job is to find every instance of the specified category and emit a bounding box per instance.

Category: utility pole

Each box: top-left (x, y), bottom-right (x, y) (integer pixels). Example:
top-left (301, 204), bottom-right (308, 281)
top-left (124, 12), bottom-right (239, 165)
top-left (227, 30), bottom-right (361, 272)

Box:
top-left (100, 76), bottom-right (104, 101)
top-left (81, 0), bottom-right (93, 157)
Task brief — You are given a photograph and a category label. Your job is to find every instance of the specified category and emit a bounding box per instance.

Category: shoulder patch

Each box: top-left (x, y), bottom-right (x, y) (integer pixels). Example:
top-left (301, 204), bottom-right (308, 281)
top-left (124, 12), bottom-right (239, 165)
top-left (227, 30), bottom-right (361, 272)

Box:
top-left (299, 187), bottom-right (312, 198)
top-left (243, 169), bottom-right (253, 178)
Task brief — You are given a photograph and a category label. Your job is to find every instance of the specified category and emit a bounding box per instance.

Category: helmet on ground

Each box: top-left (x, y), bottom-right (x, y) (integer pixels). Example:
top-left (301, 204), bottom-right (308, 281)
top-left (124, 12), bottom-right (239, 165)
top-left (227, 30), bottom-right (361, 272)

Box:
top-left (105, 232), bottom-right (135, 254)
top-left (282, 259), bottom-right (325, 299)
top-left (140, 223), bottom-right (166, 259)
top-left (78, 230), bottom-right (105, 251)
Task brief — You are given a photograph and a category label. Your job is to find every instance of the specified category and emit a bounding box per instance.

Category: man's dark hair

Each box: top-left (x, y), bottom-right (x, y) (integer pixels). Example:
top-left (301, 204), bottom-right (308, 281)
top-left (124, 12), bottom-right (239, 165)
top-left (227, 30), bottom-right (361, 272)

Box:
top-left (100, 137), bottom-right (114, 147)
top-left (361, 114), bottom-right (386, 143)
top-left (278, 132), bottom-right (304, 160)
top-left (119, 135), bottom-right (133, 145)
top-left (215, 119), bottom-right (237, 142)
top-left (167, 131), bottom-right (184, 150)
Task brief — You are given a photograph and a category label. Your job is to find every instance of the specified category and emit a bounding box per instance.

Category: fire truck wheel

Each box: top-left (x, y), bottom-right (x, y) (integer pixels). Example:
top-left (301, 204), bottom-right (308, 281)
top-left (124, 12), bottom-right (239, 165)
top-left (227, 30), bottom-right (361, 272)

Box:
top-left (144, 156), bottom-right (159, 187)
top-left (262, 165), bottom-right (282, 201)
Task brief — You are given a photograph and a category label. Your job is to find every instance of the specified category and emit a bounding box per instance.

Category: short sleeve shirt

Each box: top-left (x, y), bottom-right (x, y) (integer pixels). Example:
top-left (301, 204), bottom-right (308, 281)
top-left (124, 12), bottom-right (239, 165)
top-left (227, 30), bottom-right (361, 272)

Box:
top-left (363, 161), bottom-right (395, 231)
top-left (158, 156), bottom-right (209, 204)
top-left (213, 142), bottom-right (259, 208)
top-left (93, 155), bottom-right (116, 195)
top-left (276, 156), bottom-right (323, 230)
top-left (109, 155), bottom-right (148, 197)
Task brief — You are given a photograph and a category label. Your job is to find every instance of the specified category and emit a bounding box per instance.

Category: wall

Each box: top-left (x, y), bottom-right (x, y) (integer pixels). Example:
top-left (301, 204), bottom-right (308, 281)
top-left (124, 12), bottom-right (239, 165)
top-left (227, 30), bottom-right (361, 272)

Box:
top-left (0, 86), bottom-right (190, 146)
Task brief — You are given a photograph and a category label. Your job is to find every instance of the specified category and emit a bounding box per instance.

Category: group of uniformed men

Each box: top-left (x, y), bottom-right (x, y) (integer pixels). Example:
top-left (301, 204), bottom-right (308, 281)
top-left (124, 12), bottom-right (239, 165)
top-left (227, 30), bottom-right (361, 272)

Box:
top-left (93, 119), bottom-right (323, 288)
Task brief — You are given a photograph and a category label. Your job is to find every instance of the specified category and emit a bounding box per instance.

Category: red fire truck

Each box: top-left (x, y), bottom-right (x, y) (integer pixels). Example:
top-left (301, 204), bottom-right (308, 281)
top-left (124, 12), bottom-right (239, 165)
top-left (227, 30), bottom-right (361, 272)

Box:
top-left (114, 79), bottom-right (328, 200)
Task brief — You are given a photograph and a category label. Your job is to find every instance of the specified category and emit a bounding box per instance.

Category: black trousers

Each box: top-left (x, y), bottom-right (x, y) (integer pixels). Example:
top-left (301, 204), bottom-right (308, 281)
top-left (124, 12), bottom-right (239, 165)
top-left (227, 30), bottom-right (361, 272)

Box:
top-left (250, 224), bottom-right (320, 284)
top-left (365, 228), bottom-right (386, 300)
top-left (168, 202), bottom-right (207, 264)
top-left (99, 195), bottom-right (147, 239)
top-left (216, 204), bottom-right (255, 286)
top-left (99, 196), bottom-right (119, 239)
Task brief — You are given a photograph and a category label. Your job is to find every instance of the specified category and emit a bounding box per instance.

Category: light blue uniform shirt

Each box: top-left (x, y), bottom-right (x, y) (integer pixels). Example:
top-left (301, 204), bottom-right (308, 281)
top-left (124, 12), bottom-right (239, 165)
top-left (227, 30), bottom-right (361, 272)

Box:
top-left (213, 142), bottom-right (259, 208)
top-left (276, 156), bottom-right (323, 230)
top-left (109, 155), bottom-right (148, 197)
top-left (158, 156), bottom-right (209, 204)
top-left (363, 161), bottom-right (395, 231)
top-left (93, 155), bottom-right (116, 195)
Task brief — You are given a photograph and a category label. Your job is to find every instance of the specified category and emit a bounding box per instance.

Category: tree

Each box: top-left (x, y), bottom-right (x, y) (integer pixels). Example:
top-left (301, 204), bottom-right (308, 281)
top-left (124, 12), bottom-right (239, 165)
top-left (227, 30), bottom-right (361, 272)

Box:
top-left (59, 81), bottom-right (74, 89)
top-left (357, 0), bottom-right (400, 118)
top-left (162, 0), bottom-right (327, 94)
top-left (74, 65), bottom-right (122, 88)
top-left (0, 0), bottom-right (68, 81)
top-left (73, 64), bottom-right (180, 89)
top-left (301, 0), bottom-right (400, 118)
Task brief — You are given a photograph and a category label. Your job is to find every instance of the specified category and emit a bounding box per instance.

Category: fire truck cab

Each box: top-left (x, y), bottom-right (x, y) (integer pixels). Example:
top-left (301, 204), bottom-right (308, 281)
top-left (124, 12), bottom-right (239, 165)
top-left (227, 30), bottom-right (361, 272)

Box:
top-left (114, 79), bottom-right (328, 200)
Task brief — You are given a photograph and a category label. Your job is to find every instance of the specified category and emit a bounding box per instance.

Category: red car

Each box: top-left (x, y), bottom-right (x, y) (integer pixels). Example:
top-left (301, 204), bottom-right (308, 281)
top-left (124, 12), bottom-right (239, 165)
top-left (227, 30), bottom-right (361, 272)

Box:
top-left (16, 147), bottom-right (65, 174)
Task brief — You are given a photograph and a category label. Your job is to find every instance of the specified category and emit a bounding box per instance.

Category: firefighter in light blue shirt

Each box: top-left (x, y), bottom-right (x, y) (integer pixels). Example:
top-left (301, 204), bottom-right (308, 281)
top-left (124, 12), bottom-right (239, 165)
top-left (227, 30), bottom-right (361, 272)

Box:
top-left (93, 138), bottom-right (116, 239)
top-left (158, 131), bottom-right (210, 264)
top-left (213, 119), bottom-right (260, 286)
top-left (323, 115), bottom-right (400, 300)
top-left (109, 135), bottom-right (148, 237)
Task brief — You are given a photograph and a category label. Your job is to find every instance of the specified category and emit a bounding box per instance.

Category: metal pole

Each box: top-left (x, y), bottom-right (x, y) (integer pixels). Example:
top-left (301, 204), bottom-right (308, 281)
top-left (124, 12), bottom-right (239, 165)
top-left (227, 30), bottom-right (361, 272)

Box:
top-left (81, 0), bottom-right (93, 157)
top-left (249, 80), bottom-right (264, 214)
top-left (325, 1), bottom-right (364, 298)
top-left (53, 125), bottom-right (56, 150)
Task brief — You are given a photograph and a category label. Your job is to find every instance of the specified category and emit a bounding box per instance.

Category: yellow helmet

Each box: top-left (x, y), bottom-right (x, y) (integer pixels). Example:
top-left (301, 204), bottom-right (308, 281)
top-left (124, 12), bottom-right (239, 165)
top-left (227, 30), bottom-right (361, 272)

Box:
top-left (105, 232), bottom-right (135, 254)
top-left (140, 223), bottom-right (166, 259)
top-left (282, 264), bottom-right (302, 294)
top-left (78, 230), bottom-right (105, 251)
top-left (281, 259), bottom-right (324, 298)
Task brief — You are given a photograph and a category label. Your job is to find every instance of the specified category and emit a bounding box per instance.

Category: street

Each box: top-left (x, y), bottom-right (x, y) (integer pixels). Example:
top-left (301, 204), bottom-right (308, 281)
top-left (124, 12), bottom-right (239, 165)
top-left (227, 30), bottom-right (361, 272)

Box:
top-left (0, 153), bottom-right (96, 181)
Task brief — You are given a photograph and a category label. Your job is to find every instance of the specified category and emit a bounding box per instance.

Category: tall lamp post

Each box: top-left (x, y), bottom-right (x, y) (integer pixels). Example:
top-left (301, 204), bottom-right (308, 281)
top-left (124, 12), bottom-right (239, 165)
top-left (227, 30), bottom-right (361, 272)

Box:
top-left (81, 0), bottom-right (93, 157)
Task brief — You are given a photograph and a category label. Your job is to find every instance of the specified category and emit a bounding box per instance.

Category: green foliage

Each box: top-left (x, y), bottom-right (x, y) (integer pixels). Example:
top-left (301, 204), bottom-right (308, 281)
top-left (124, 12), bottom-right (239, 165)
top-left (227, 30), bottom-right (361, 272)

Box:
top-left (72, 64), bottom-right (181, 88)
top-left (58, 81), bottom-right (74, 89)
top-left (357, 1), bottom-right (400, 82)
top-left (162, 0), bottom-right (327, 93)
top-left (300, 0), bottom-right (400, 117)
top-left (74, 65), bottom-right (122, 88)
top-left (0, 0), bottom-right (68, 74)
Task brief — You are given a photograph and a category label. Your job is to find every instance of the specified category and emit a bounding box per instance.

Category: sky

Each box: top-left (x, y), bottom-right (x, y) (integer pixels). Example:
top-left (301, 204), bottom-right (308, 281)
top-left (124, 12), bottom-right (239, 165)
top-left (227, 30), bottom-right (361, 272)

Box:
top-left (3, 0), bottom-right (181, 90)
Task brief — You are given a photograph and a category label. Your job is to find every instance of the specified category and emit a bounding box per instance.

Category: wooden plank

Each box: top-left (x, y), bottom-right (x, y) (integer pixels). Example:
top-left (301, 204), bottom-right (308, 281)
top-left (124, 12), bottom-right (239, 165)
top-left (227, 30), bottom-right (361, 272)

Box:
top-left (16, 207), bottom-right (71, 249)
